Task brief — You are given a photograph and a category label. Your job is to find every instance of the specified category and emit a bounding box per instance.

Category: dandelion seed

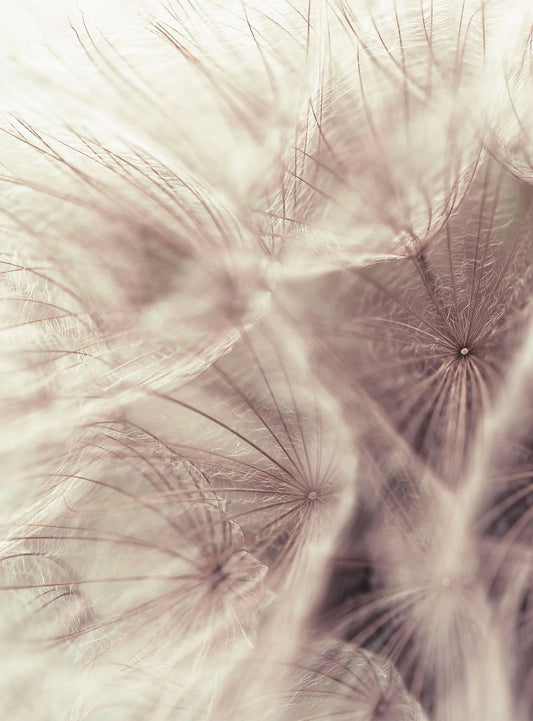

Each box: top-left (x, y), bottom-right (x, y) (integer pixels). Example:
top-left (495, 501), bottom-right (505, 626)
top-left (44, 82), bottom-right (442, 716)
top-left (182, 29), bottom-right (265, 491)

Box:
top-left (129, 314), bottom-right (357, 579)
top-left (0, 122), bottom-right (274, 404)
top-left (289, 160), bottom-right (533, 486)
top-left (247, 637), bottom-right (427, 721)
top-left (275, 0), bottom-right (490, 271)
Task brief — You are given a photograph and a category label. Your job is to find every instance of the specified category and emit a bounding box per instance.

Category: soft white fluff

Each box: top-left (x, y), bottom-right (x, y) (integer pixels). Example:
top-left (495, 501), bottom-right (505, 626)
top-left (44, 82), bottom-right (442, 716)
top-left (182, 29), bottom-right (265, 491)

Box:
top-left (0, 2), bottom-right (532, 721)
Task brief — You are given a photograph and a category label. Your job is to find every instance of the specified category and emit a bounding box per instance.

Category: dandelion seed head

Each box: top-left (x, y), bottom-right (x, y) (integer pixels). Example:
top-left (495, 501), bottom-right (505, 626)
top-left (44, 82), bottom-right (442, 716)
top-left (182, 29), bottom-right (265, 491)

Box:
top-left (1, 1), bottom-right (533, 721)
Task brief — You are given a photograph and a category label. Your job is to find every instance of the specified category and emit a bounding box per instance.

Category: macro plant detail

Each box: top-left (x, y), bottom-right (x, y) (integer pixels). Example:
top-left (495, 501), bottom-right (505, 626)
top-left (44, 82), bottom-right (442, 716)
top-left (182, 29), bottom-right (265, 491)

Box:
top-left (0, 1), bottom-right (532, 721)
